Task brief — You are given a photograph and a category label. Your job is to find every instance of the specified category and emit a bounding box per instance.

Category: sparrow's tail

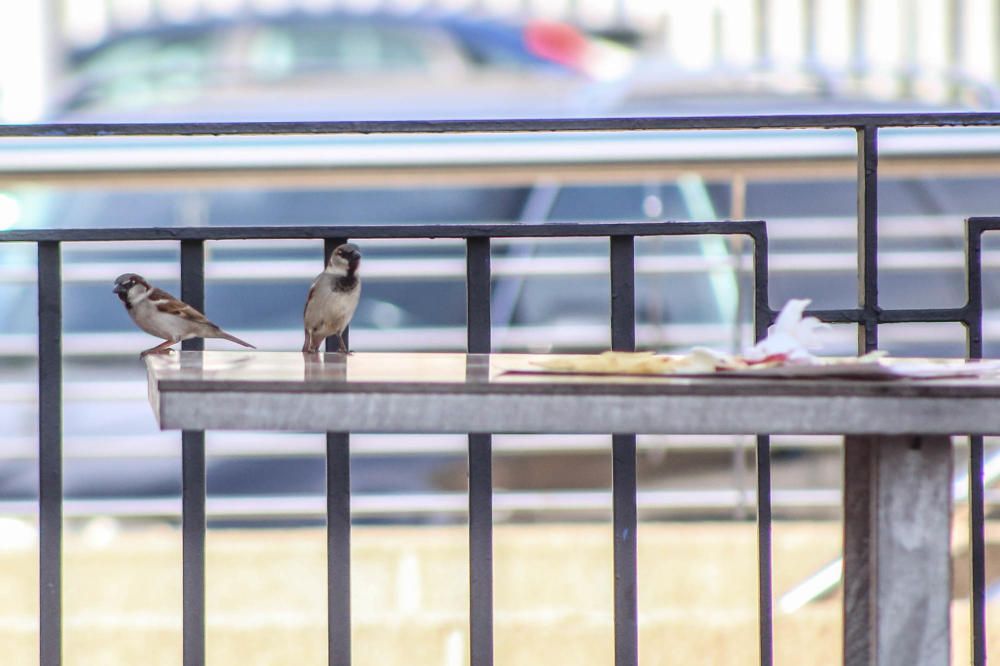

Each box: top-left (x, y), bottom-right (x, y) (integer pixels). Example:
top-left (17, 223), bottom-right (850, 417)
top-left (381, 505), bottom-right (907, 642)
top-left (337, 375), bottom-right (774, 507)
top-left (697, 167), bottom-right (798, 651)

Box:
top-left (215, 329), bottom-right (256, 349)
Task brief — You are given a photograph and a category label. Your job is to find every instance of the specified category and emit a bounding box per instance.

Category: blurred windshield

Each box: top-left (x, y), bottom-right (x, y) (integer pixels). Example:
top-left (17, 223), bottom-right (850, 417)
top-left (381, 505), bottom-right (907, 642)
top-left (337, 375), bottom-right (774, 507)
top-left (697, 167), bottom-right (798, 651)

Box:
top-left (61, 13), bottom-right (598, 116)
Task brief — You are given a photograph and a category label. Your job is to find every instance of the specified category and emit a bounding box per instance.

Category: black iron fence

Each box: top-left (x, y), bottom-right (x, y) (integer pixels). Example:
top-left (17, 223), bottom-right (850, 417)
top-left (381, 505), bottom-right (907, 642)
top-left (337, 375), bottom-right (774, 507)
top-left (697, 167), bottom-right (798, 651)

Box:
top-left (3, 112), bottom-right (1000, 665)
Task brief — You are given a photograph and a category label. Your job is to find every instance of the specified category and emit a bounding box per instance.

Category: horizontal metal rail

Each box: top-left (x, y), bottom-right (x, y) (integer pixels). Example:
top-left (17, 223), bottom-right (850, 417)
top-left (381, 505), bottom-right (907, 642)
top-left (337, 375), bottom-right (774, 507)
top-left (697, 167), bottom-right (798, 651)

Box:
top-left (5, 115), bottom-right (1000, 193)
top-left (0, 220), bottom-right (764, 243)
top-left (5, 152), bottom-right (1000, 189)
top-left (6, 112), bottom-right (1000, 136)
top-left (0, 214), bottom-right (970, 257)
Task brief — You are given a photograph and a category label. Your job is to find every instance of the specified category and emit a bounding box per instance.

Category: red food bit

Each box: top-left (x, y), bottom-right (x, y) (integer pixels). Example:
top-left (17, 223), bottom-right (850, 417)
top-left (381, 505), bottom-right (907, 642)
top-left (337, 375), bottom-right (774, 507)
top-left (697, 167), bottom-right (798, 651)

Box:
top-left (744, 353), bottom-right (789, 366)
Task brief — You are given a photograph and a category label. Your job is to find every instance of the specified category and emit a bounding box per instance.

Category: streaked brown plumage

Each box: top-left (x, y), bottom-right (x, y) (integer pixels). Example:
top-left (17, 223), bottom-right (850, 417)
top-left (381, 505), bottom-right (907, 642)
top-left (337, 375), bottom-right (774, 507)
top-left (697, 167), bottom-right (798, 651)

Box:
top-left (113, 273), bottom-right (255, 358)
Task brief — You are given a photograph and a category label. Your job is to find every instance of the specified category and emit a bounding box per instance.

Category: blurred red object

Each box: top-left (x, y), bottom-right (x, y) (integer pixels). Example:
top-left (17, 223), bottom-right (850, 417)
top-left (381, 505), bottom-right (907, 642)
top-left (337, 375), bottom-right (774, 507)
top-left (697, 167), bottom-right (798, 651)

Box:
top-left (523, 20), bottom-right (589, 71)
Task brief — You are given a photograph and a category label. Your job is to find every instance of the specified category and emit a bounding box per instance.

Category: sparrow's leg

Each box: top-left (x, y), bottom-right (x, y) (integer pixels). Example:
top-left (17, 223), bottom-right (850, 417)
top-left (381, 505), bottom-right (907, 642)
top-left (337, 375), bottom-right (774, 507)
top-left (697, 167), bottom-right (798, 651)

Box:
top-left (302, 331), bottom-right (319, 354)
top-left (337, 334), bottom-right (349, 354)
top-left (140, 339), bottom-right (178, 358)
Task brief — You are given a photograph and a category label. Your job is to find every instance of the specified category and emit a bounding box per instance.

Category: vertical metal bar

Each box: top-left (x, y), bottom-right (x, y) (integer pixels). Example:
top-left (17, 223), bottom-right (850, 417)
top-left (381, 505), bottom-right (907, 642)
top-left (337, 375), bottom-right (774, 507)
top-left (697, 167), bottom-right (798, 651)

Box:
top-left (610, 236), bottom-right (637, 666)
top-left (750, 227), bottom-right (772, 339)
top-left (857, 125), bottom-right (879, 353)
top-left (842, 436), bottom-right (874, 666)
top-left (180, 241), bottom-right (205, 350)
top-left (467, 430), bottom-right (492, 666)
top-left (966, 219), bottom-right (986, 666)
top-left (611, 432), bottom-right (638, 666)
top-left (850, 125), bottom-right (885, 664)
top-left (180, 430), bottom-right (205, 666)
top-left (179, 240), bottom-right (205, 666)
top-left (466, 238), bottom-right (492, 354)
top-left (324, 237), bottom-right (351, 666)
top-left (969, 433), bottom-right (986, 666)
top-left (749, 226), bottom-right (773, 666)
top-left (466, 237), bottom-right (493, 666)
top-left (967, 220), bottom-right (984, 358)
top-left (327, 431), bottom-right (351, 666)
top-left (756, 435), bottom-right (773, 666)
top-left (38, 241), bottom-right (62, 666)
top-left (610, 236), bottom-right (636, 351)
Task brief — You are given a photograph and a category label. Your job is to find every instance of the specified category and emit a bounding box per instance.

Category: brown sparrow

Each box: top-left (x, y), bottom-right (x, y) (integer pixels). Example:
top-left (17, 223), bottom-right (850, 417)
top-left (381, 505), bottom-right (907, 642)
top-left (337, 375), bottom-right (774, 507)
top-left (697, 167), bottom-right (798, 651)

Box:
top-left (113, 273), bottom-right (256, 357)
top-left (303, 243), bottom-right (361, 353)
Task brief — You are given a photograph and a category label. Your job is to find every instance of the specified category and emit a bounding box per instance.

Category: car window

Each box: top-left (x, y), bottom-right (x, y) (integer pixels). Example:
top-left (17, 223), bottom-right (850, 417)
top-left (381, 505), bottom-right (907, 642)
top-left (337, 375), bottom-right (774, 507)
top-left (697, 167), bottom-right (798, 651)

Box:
top-left (247, 22), bottom-right (434, 78)
top-left (70, 33), bottom-right (218, 110)
top-left (18, 187), bottom-right (529, 230)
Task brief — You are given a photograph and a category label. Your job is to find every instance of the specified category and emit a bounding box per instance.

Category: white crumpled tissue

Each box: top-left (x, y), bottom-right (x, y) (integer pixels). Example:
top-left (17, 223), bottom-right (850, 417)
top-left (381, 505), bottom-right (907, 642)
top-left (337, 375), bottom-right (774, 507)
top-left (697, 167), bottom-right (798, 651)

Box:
top-left (742, 298), bottom-right (829, 364)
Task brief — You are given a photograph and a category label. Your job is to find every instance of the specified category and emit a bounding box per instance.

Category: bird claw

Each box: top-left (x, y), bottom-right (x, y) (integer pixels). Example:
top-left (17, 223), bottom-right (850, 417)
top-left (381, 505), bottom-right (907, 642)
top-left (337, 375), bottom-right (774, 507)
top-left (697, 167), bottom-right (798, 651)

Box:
top-left (139, 347), bottom-right (174, 359)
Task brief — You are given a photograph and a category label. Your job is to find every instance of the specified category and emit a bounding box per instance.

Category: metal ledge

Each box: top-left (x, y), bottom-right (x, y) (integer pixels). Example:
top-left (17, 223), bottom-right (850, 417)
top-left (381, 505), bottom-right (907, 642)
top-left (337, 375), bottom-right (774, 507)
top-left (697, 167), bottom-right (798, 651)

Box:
top-left (148, 351), bottom-right (1000, 435)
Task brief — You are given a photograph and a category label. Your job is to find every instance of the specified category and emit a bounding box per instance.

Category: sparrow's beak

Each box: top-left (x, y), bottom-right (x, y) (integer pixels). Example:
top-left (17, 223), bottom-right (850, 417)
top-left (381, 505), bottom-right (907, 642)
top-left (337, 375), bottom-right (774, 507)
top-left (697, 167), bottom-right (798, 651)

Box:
top-left (346, 251), bottom-right (361, 270)
top-left (113, 283), bottom-right (126, 296)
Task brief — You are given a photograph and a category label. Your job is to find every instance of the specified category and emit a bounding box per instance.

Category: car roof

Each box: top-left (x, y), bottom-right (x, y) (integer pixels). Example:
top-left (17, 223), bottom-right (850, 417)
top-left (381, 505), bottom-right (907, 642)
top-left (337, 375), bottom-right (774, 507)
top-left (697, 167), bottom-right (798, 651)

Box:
top-left (66, 9), bottom-right (571, 70)
top-left (56, 9), bottom-right (597, 121)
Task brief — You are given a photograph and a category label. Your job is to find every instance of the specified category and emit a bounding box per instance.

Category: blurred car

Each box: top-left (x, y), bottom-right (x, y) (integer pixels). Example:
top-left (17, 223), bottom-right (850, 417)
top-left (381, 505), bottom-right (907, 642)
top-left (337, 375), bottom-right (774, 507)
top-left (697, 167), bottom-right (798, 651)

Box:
top-left (55, 9), bottom-right (630, 122)
top-left (2, 10), bottom-right (1000, 520)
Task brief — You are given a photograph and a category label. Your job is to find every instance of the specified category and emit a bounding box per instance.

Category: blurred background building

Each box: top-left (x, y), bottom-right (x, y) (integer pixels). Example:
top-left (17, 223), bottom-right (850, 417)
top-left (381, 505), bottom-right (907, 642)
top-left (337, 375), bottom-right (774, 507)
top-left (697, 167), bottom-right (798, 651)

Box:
top-left (3, 0), bottom-right (1000, 122)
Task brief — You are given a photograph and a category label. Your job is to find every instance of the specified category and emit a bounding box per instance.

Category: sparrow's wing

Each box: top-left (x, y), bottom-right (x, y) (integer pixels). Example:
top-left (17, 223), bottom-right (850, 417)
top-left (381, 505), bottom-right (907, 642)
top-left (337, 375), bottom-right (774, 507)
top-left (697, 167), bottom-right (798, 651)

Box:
top-left (148, 288), bottom-right (213, 325)
top-left (303, 279), bottom-right (320, 320)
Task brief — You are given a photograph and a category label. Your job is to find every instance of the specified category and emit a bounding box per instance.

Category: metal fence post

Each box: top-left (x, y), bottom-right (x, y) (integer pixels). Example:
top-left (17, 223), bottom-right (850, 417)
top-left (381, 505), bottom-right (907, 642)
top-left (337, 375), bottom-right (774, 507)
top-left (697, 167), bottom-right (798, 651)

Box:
top-left (38, 240), bottom-right (62, 666)
top-left (610, 235), bottom-right (637, 666)
top-left (965, 218), bottom-right (987, 666)
top-left (749, 227), bottom-right (774, 666)
top-left (466, 236), bottom-right (493, 666)
top-left (857, 125), bottom-right (879, 353)
top-left (180, 239), bottom-right (206, 666)
top-left (324, 237), bottom-right (352, 666)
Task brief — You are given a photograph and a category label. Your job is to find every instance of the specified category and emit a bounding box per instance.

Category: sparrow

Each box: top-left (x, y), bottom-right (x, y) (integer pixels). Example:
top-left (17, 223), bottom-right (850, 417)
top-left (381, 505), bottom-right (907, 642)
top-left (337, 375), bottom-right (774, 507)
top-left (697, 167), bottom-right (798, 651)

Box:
top-left (113, 273), bottom-right (256, 358)
top-left (303, 243), bottom-right (361, 353)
